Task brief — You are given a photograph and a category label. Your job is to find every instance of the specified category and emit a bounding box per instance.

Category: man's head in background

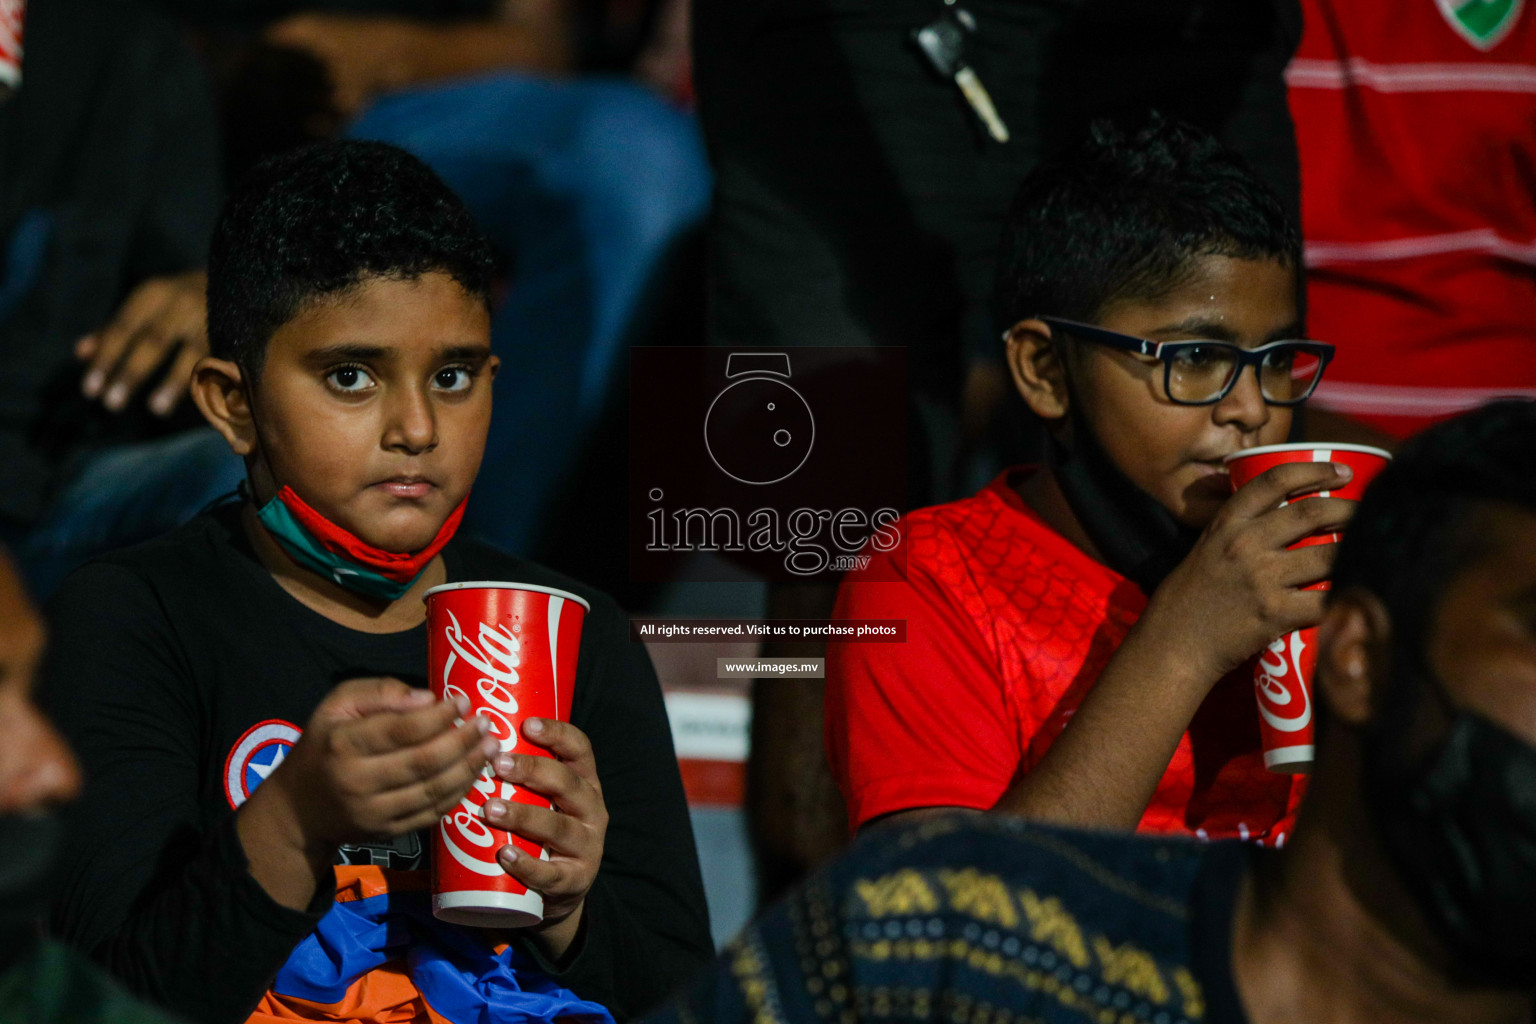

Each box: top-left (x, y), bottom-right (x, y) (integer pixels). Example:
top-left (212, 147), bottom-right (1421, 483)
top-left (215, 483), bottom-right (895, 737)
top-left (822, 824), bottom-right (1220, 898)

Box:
top-left (1311, 398), bottom-right (1536, 987)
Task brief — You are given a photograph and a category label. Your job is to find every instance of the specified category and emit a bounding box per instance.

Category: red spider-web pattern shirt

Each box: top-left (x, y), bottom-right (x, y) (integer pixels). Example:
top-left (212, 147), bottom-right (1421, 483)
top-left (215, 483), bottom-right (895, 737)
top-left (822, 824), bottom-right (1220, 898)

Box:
top-left (825, 469), bottom-right (1305, 843)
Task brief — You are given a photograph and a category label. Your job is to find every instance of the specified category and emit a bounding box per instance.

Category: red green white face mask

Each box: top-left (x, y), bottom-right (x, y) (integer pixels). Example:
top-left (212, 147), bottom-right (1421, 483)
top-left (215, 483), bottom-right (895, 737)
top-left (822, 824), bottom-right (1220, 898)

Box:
top-left (255, 485), bottom-right (466, 600)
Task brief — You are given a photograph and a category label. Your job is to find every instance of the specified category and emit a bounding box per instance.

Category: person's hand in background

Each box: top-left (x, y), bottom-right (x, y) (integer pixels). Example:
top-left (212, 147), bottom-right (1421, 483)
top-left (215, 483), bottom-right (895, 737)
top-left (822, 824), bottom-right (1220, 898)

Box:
top-left (77, 269), bottom-right (208, 417)
top-left (265, 14), bottom-right (424, 117)
top-left (266, 3), bottom-right (571, 119)
top-left (633, 0), bottom-right (692, 99)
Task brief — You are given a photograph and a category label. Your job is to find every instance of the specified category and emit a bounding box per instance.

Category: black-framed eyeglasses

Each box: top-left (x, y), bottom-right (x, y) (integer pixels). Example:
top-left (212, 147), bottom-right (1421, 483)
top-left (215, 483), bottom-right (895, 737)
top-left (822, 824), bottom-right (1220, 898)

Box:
top-left (1036, 316), bottom-right (1335, 407)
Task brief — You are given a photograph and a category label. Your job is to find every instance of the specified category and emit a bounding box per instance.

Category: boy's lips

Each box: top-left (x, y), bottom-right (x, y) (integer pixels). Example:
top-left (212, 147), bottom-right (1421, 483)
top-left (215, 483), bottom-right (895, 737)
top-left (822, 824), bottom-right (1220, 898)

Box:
top-left (374, 476), bottom-right (437, 499)
top-left (1189, 459), bottom-right (1233, 491)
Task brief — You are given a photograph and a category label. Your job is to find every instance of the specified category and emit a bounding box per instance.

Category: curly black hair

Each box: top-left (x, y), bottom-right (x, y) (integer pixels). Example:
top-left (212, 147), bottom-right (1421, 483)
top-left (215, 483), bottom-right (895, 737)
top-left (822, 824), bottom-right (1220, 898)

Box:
top-left (207, 140), bottom-right (498, 380)
top-left (993, 115), bottom-right (1302, 336)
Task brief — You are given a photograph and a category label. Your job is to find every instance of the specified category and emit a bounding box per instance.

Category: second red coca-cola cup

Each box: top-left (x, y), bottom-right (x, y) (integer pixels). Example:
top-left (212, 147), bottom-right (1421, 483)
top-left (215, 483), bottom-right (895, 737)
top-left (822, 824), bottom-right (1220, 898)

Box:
top-left (424, 581), bottom-right (589, 926)
top-left (1224, 443), bottom-right (1391, 774)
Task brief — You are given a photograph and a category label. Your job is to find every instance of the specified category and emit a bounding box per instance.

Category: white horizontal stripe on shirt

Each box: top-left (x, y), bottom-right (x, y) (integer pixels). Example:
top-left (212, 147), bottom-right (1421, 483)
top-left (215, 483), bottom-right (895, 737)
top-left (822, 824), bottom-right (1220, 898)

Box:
top-left (1304, 229), bottom-right (1536, 267)
top-left (1286, 56), bottom-right (1536, 93)
top-left (1311, 380), bottom-right (1536, 417)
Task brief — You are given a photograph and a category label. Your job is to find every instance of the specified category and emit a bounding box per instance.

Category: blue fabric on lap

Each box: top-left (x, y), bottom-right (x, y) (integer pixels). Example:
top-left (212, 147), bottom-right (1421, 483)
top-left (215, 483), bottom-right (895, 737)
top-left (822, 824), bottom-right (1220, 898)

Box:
top-left (273, 888), bottom-right (614, 1024)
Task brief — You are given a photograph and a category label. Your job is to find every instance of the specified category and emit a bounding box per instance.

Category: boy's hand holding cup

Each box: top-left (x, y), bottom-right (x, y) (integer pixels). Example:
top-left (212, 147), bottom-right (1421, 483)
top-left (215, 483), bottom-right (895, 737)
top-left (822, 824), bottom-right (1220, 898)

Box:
top-left (1223, 444), bottom-right (1391, 773)
top-left (1143, 460), bottom-right (1361, 688)
top-left (484, 715), bottom-right (608, 938)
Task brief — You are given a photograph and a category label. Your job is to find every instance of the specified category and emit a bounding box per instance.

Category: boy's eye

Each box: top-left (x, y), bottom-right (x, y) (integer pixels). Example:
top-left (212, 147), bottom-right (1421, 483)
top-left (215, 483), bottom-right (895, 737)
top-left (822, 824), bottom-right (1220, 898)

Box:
top-left (1173, 345), bottom-right (1223, 369)
top-left (1262, 348), bottom-right (1296, 372)
top-left (326, 366), bottom-right (375, 392)
top-left (433, 366), bottom-right (474, 392)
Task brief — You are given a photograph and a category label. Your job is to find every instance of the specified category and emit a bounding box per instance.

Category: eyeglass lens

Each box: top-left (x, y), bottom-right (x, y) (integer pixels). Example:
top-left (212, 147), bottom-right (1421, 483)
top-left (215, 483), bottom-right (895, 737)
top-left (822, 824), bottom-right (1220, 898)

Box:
top-left (1166, 344), bottom-right (1324, 404)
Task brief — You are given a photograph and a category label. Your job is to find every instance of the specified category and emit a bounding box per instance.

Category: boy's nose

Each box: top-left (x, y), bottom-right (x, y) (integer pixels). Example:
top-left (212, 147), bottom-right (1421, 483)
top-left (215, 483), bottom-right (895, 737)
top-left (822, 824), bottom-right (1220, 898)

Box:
top-left (383, 388), bottom-right (439, 453)
top-left (1213, 364), bottom-right (1271, 432)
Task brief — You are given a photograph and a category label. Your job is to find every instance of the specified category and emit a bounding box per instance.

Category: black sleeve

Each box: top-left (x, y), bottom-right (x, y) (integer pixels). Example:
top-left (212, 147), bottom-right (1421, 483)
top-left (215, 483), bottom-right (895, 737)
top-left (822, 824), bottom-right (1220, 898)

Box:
top-left (515, 596), bottom-right (714, 1020)
top-left (41, 564), bottom-right (330, 1024)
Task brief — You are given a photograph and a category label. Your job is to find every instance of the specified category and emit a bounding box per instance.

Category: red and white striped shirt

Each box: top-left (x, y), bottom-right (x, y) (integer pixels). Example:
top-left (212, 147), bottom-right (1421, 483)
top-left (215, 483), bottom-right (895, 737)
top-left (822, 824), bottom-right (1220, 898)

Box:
top-left (1288, 0), bottom-right (1536, 437)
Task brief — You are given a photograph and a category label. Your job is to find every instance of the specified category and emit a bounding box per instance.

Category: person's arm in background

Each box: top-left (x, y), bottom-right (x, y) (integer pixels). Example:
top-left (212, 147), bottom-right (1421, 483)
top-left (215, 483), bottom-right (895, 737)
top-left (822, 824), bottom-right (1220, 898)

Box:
top-left (823, 544), bottom-right (1018, 836)
top-left (75, 26), bottom-right (221, 419)
top-left (746, 580), bottom-right (848, 907)
top-left (265, 0), bottom-right (574, 117)
top-left (511, 597), bottom-right (713, 1019)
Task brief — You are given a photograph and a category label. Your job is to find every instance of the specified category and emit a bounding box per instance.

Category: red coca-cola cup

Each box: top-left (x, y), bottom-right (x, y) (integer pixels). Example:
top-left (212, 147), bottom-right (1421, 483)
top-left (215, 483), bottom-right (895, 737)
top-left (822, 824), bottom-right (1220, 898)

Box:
top-left (424, 581), bottom-right (589, 926)
top-left (1224, 444), bottom-right (1390, 773)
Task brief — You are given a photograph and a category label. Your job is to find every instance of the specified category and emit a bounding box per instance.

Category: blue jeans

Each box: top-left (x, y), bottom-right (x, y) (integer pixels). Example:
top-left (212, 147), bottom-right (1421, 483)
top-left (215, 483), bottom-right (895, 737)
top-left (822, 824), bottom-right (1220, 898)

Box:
top-left (7, 429), bottom-right (245, 597)
top-left (350, 73), bottom-right (713, 555)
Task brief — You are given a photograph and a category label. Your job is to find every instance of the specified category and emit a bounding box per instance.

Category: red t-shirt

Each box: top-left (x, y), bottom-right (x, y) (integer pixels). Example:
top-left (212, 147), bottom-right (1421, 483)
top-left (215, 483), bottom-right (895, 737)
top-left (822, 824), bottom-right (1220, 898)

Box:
top-left (825, 469), bottom-right (1304, 843)
top-left (1287, 0), bottom-right (1536, 438)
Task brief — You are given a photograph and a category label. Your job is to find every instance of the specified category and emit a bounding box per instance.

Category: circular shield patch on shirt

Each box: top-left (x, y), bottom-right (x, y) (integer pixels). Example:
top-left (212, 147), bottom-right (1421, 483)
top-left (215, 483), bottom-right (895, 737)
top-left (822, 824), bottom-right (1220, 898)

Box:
top-left (223, 719), bottom-right (302, 809)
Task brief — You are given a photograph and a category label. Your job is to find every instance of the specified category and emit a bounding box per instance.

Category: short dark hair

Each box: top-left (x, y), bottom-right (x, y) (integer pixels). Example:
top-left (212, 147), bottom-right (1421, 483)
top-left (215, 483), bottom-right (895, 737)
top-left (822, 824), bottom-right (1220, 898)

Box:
top-left (1332, 400), bottom-right (1536, 672)
top-left (994, 115), bottom-right (1302, 335)
top-left (207, 140), bottom-right (498, 380)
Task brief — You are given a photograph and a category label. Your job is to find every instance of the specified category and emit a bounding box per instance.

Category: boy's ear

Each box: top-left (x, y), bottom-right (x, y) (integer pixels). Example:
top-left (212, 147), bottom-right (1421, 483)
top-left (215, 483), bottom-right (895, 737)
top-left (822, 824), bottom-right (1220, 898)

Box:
top-left (1316, 589), bottom-right (1394, 728)
top-left (190, 357), bottom-right (258, 457)
top-left (1004, 319), bottom-right (1071, 421)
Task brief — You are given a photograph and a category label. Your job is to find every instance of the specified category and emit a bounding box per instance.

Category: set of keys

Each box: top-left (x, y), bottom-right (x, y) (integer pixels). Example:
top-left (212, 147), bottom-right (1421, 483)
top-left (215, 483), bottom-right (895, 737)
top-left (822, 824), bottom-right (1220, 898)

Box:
top-left (912, 0), bottom-right (1011, 144)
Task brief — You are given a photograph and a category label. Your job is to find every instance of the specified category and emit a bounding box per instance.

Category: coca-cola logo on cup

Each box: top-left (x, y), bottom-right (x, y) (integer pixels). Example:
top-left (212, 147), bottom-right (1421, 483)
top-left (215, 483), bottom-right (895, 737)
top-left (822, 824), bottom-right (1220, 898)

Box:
top-left (439, 610), bottom-right (524, 877)
top-left (1254, 631), bottom-right (1312, 733)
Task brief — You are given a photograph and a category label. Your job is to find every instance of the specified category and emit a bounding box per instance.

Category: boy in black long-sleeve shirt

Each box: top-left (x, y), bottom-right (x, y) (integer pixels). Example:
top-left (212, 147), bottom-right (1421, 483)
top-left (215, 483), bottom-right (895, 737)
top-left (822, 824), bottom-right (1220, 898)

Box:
top-left (42, 141), bottom-right (711, 1024)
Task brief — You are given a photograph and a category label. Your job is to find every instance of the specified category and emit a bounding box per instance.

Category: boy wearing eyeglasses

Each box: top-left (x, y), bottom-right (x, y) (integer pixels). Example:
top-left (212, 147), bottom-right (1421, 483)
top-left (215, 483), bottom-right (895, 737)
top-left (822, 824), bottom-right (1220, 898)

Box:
top-left (825, 117), bottom-right (1351, 843)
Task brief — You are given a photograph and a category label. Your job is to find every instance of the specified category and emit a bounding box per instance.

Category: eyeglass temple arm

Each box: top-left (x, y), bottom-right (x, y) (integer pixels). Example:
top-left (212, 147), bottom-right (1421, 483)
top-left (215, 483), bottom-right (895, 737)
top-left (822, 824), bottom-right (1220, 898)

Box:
top-left (1037, 317), bottom-right (1161, 357)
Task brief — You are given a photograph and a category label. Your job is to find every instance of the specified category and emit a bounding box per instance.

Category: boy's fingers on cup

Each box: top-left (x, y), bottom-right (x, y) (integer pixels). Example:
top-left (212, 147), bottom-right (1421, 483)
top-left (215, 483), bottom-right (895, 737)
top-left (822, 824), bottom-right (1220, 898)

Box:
top-left (493, 754), bottom-right (595, 815)
top-left (1270, 589), bottom-right (1329, 636)
top-left (1259, 496), bottom-right (1357, 548)
top-left (325, 676), bottom-right (430, 719)
top-left (341, 699), bottom-right (461, 755)
top-left (385, 797), bottom-right (469, 837)
top-left (1275, 543), bottom-right (1338, 590)
top-left (496, 844), bottom-right (569, 895)
top-left (1229, 461), bottom-right (1353, 519)
top-left (379, 755), bottom-right (482, 824)
top-left (521, 719), bottom-right (599, 783)
top-left (369, 717), bottom-right (493, 788)
top-left (484, 801), bottom-right (586, 854)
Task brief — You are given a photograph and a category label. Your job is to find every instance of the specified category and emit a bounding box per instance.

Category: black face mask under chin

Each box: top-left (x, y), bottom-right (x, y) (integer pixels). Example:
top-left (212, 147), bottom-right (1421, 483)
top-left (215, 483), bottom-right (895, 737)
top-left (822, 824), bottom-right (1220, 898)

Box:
top-left (0, 811), bottom-right (64, 966)
top-left (1362, 658), bottom-right (1536, 989)
top-left (1048, 402), bottom-right (1202, 596)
